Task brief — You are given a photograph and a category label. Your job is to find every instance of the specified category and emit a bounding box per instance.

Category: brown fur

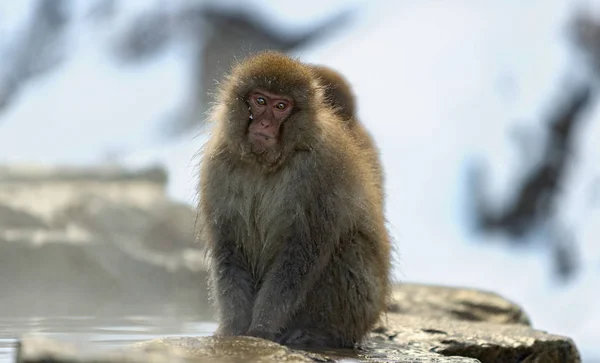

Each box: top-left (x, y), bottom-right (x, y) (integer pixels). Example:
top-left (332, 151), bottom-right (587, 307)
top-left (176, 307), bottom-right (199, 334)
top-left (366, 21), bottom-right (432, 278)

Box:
top-left (197, 51), bottom-right (391, 348)
top-left (310, 65), bottom-right (356, 121)
top-left (311, 65), bottom-right (385, 210)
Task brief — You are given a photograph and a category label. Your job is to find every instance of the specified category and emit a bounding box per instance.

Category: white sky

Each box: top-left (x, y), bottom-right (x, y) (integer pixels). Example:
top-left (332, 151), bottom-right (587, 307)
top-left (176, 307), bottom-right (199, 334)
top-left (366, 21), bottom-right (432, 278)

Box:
top-left (0, 0), bottom-right (598, 360)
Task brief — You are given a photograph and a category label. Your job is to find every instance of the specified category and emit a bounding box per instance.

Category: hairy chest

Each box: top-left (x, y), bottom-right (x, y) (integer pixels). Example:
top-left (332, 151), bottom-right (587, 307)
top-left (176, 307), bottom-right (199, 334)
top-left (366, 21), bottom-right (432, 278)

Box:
top-left (204, 161), bottom-right (299, 271)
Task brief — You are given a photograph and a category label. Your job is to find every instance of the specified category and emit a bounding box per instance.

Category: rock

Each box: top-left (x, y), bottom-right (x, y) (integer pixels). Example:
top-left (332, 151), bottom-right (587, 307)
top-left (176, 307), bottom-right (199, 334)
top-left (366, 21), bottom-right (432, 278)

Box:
top-left (0, 163), bottom-right (210, 317)
top-left (0, 205), bottom-right (48, 229)
top-left (389, 283), bottom-right (531, 325)
top-left (374, 284), bottom-right (580, 362)
top-left (16, 335), bottom-right (192, 363)
top-left (16, 334), bottom-right (477, 363)
top-left (371, 313), bottom-right (581, 363)
top-left (15, 306), bottom-right (581, 363)
top-left (132, 336), bottom-right (317, 363)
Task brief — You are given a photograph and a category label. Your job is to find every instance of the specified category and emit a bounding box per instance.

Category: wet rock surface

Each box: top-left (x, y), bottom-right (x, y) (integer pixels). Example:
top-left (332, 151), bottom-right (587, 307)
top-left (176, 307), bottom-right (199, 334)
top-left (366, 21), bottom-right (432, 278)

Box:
top-left (17, 312), bottom-right (581, 363)
top-left (15, 285), bottom-right (581, 363)
top-left (17, 334), bottom-right (475, 363)
top-left (371, 313), bottom-right (580, 363)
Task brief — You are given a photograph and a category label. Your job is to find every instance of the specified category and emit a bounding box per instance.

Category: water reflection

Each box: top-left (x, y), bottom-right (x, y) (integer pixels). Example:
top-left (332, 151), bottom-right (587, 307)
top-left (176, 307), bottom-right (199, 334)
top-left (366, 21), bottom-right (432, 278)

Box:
top-left (0, 315), bottom-right (217, 362)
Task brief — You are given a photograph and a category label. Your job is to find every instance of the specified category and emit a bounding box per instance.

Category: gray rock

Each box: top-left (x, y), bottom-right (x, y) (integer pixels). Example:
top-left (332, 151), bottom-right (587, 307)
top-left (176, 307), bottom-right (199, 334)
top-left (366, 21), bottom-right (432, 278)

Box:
top-left (389, 283), bottom-right (531, 325)
top-left (371, 313), bottom-right (580, 363)
top-left (0, 164), bottom-right (168, 184)
top-left (16, 334), bottom-right (478, 363)
top-left (16, 335), bottom-right (192, 363)
top-left (0, 164), bottom-right (209, 317)
top-left (0, 205), bottom-right (48, 229)
top-left (15, 308), bottom-right (581, 363)
top-left (132, 336), bottom-right (318, 363)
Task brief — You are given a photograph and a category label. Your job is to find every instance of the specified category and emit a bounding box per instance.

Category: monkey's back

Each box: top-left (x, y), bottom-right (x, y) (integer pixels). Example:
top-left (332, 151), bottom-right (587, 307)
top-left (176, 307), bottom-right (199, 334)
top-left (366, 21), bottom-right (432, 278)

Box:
top-left (311, 64), bottom-right (385, 213)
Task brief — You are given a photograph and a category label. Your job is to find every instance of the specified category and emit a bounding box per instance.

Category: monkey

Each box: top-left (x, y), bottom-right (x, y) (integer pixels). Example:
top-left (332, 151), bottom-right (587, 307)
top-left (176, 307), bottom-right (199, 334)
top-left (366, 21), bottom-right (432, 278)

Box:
top-left (310, 65), bottom-right (356, 122)
top-left (310, 64), bottom-right (385, 210)
top-left (197, 51), bottom-right (391, 348)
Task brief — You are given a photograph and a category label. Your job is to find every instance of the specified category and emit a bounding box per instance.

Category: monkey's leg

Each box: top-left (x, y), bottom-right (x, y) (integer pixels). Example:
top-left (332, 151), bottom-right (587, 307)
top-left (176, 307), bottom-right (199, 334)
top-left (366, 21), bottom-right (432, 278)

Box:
top-left (246, 230), bottom-right (336, 341)
top-left (209, 226), bottom-right (256, 336)
top-left (280, 235), bottom-right (384, 348)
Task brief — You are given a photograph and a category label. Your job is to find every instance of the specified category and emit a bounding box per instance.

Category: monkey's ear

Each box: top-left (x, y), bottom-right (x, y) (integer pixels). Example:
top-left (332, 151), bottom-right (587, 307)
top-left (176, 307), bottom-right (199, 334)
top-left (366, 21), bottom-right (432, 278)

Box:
top-left (227, 95), bottom-right (254, 126)
top-left (240, 96), bottom-right (252, 111)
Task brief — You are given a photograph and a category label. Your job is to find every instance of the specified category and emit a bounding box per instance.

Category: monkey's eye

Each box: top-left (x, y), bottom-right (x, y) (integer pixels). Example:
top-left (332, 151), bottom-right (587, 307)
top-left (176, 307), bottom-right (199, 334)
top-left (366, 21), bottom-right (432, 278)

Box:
top-left (256, 97), bottom-right (266, 105)
top-left (276, 102), bottom-right (286, 110)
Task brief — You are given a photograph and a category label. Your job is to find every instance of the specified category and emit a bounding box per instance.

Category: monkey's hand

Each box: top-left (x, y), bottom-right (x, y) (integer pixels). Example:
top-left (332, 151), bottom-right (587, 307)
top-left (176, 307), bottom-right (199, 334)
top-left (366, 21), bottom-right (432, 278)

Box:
top-left (208, 220), bottom-right (256, 337)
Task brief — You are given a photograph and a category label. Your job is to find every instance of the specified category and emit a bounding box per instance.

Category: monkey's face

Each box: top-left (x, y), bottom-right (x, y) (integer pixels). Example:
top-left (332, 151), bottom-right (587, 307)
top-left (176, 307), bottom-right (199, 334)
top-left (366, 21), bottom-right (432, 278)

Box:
top-left (217, 51), bottom-right (318, 169)
top-left (246, 89), bottom-right (294, 152)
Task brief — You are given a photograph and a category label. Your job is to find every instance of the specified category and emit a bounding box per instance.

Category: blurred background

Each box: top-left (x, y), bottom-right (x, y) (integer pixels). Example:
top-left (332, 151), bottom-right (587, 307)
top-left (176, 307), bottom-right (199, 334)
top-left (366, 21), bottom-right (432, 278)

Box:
top-left (0, 0), bottom-right (599, 361)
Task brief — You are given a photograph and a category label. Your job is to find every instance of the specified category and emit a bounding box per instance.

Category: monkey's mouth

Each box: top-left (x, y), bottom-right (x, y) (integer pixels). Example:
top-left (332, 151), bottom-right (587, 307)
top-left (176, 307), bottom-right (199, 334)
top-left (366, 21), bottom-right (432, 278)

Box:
top-left (251, 132), bottom-right (275, 141)
top-left (249, 132), bottom-right (278, 151)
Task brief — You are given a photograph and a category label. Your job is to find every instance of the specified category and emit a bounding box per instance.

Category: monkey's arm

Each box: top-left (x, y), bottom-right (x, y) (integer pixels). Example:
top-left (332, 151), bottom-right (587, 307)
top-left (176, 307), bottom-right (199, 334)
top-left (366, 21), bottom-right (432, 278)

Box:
top-left (208, 221), bottom-right (256, 336)
top-left (247, 181), bottom-right (343, 339)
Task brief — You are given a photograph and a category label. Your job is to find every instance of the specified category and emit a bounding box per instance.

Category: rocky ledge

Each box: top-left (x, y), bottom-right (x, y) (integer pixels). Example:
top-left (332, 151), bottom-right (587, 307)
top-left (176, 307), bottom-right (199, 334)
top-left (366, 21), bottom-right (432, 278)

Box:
top-left (16, 283), bottom-right (580, 363)
top-left (0, 164), bottom-right (209, 317)
top-left (1, 164), bottom-right (581, 362)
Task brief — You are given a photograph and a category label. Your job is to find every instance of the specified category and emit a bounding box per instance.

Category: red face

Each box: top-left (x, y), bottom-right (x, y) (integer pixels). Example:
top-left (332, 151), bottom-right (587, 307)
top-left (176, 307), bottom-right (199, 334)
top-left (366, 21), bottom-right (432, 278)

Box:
top-left (247, 89), bottom-right (294, 150)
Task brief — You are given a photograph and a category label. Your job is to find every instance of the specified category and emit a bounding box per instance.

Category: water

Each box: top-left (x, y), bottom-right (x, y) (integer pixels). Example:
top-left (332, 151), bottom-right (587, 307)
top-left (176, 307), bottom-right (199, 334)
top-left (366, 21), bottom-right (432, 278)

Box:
top-left (0, 315), bottom-right (217, 363)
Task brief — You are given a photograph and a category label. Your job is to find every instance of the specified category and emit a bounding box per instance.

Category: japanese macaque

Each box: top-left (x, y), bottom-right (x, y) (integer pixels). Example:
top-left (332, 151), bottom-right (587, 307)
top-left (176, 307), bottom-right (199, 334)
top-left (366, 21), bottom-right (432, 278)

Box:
top-left (311, 64), bottom-right (385, 210)
top-left (197, 51), bottom-right (391, 348)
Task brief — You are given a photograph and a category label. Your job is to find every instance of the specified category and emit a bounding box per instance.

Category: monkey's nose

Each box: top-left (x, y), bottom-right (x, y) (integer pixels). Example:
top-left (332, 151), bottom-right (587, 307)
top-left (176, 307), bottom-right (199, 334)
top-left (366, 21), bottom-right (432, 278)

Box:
top-left (260, 118), bottom-right (273, 127)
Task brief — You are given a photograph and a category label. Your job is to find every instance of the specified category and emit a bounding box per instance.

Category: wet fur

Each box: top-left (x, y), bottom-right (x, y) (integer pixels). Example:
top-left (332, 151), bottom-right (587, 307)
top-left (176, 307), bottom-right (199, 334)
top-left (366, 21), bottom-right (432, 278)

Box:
top-left (197, 51), bottom-right (391, 348)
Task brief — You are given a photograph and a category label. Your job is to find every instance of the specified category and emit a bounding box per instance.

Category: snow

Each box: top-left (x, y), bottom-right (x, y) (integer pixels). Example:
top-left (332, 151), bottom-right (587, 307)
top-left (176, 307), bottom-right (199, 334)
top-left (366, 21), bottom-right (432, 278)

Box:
top-left (0, 0), bottom-right (598, 360)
